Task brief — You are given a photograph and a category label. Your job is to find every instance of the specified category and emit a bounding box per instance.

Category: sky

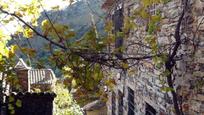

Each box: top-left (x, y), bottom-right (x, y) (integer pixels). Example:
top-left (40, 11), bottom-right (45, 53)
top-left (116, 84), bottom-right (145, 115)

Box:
top-left (0, 0), bottom-right (77, 35)
top-left (12, 0), bottom-right (75, 10)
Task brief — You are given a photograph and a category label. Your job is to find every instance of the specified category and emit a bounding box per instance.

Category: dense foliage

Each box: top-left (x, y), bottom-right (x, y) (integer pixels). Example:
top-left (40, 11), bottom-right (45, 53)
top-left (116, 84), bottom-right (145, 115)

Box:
top-left (54, 83), bottom-right (83, 115)
top-left (0, 0), bottom-right (106, 103)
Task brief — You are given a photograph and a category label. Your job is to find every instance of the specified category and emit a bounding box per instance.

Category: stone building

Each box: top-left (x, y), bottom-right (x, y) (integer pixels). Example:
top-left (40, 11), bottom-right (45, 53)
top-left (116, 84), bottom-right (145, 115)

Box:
top-left (102, 0), bottom-right (204, 115)
top-left (14, 59), bottom-right (56, 92)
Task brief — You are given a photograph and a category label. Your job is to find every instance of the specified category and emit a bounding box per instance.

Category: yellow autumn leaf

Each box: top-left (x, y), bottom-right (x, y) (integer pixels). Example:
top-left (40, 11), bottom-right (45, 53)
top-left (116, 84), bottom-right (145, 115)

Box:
top-left (0, 30), bottom-right (4, 39)
top-left (15, 11), bottom-right (23, 17)
top-left (71, 79), bottom-right (77, 88)
top-left (105, 21), bottom-right (113, 32)
top-left (63, 66), bottom-right (72, 71)
top-left (8, 50), bottom-right (15, 58)
top-left (142, 0), bottom-right (152, 7)
top-left (140, 9), bottom-right (149, 19)
top-left (1, 2), bottom-right (9, 9)
top-left (65, 31), bottom-right (75, 38)
top-left (31, 18), bottom-right (38, 26)
top-left (21, 48), bottom-right (36, 57)
top-left (0, 42), bottom-right (10, 58)
top-left (0, 30), bottom-right (11, 41)
top-left (151, 15), bottom-right (161, 23)
top-left (41, 19), bottom-right (51, 36)
top-left (41, 19), bottom-right (50, 28)
top-left (122, 62), bottom-right (129, 69)
top-left (10, 45), bottom-right (18, 53)
top-left (23, 27), bottom-right (34, 38)
top-left (51, 5), bottom-right (60, 10)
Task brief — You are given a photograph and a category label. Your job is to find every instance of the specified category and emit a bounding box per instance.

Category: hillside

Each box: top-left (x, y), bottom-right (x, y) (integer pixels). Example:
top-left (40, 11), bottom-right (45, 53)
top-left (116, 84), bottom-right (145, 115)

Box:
top-left (12, 0), bottom-right (105, 71)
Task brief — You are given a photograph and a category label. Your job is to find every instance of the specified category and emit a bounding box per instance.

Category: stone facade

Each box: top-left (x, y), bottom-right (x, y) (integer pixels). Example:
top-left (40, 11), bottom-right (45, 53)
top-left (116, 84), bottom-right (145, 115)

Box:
top-left (103, 0), bottom-right (204, 115)
top-left (16, 70), bottom-right (30, 92)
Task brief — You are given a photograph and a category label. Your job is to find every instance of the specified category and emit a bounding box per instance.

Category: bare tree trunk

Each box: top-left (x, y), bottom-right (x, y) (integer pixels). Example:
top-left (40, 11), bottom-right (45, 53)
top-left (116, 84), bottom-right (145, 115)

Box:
top-left (166, 64), bottom-right (182, 115)
top-left (165, 0), bottom-right (188, 114)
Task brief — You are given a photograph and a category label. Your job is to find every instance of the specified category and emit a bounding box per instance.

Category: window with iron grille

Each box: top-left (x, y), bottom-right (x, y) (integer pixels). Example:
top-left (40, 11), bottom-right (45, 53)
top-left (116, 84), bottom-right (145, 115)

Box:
top-left (112, 92), bottom-right (116, 115)
top-left (145, 3), bottom-right (161, 33)
top-left (118, 91), bottom-right (123, 115)
top-left (128, 87), bottom-right (135, 115)
top-left (148, 4), bottom-right (157, 16)
top-left (145, 103), bottom-right (156, 115)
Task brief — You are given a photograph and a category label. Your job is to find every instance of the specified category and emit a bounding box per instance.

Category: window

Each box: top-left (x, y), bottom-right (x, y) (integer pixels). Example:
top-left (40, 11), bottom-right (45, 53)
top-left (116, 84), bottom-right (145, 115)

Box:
top-left (118, 91), bottom-right (123, 115)
top-left (148, 4), bottom-right (157, 15)
top-left (145, 103), bottom-right (156, 115)
top-left (112, 92), bottom-right (116, 115)
top-left (128, 87), bottom-right (135, 115)
top-left (112, 2), bottom-right (124, 58)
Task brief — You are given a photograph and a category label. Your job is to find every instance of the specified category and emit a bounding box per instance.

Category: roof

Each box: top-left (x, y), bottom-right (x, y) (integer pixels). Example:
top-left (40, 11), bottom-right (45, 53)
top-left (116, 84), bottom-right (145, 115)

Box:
top-left (102, 0), bottom-right (115, 10)
top-left (83, 100), bottom-right (106, 111)
top-left (14, 58), bottom-right (32, 70)
top-left (28, 69), bottom-right (56, 85)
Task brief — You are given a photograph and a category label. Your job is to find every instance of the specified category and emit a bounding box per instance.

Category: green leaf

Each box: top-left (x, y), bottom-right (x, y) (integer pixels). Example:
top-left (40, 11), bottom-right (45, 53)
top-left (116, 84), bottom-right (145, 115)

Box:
top-left (122, 63), bottom-right (129, 69)
top-left (148, 21), bottom-right (156, 35)
top-left (151, 15), bottom-right (161, 23)
top-left (9, 96), bottom-right (14, 102)
top-left (10, 110), bottom-right (15, 115)
top-left (16, 99), bottom-right (22, 108)
top-left (8, 104), bottom-right (14, 110)
top-left (163, 70), bottom-right (171, 76)
top-left (161, 87), bottom-right (174, 92)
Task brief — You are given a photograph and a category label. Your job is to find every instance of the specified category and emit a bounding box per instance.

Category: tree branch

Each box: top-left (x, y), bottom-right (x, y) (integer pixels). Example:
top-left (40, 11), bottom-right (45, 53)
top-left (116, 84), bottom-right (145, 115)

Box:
top-left (0, 7), bottom-right (67, 50)
top-left (165, 0), bottom-right (188, 114)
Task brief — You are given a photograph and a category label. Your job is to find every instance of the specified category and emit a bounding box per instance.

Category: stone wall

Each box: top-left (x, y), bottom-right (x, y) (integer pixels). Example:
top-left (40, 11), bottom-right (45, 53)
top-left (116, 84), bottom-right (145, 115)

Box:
top-left (107, 0), bottom-right (204, 115)
top-left (5, 92), bottom-right (56, 115)
top-left (30, 84), bottom-right (53, 92)
top-left (16, 70), bottom-right (29, 92)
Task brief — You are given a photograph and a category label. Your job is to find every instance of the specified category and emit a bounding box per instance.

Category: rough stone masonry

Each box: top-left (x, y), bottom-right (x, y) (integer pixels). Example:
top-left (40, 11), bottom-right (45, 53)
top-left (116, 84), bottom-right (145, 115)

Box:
top-left (105, 0), bottom-right (204, 115)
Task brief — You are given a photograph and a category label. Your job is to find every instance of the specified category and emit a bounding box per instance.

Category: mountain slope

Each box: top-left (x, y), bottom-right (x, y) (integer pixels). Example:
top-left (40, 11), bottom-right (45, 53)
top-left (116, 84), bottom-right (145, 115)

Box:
top-left (12, 0), bottom-right (105, 71)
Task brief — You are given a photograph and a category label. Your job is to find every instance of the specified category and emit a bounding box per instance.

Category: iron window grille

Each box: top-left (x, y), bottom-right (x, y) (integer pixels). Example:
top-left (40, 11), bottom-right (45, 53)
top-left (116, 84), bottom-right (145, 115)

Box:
top-left (112, 92), bottom-right (116, 115)
top-left (118, 91), bottom-right (123, 115)
top-left (128, 87), bottom-right (135, 115)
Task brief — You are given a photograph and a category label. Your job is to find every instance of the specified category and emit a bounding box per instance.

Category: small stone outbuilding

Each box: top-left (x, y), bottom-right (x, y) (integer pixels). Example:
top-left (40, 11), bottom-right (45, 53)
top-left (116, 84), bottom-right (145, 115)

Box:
top-left (14, 59), bottom-right (56, 92)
